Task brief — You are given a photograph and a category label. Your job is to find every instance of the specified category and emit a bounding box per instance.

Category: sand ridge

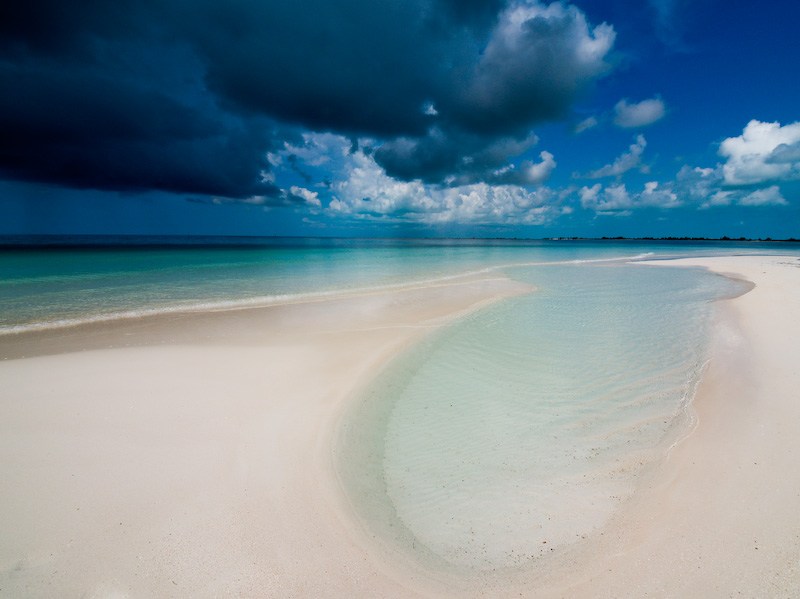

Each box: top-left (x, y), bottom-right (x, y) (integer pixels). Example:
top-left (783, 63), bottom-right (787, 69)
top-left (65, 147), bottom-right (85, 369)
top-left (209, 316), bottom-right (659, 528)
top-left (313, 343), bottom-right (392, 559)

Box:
top-left (2, 255), bottom-right (799, 597)
top-left (0, 275), bottom-right (530, 598)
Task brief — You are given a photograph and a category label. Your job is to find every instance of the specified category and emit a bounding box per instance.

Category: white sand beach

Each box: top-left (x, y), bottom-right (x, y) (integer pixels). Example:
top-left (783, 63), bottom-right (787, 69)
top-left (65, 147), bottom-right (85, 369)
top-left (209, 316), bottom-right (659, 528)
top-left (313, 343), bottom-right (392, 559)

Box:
top-left (0, 275), bottom-right (531, 597)
top-left (537, 254), bottom-right (800, 598)
top-left (1, 255), bottom-right (799, 597)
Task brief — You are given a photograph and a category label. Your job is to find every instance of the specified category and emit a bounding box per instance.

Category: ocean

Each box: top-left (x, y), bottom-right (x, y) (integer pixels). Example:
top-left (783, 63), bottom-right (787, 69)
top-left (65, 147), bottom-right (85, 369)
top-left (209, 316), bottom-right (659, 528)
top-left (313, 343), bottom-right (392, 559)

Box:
top-left (1, 238), bottom-right (795, 571)
top-left (0, 237), bottom-right (787, 335)
top-left (337, 256), bottom-right (747, 572)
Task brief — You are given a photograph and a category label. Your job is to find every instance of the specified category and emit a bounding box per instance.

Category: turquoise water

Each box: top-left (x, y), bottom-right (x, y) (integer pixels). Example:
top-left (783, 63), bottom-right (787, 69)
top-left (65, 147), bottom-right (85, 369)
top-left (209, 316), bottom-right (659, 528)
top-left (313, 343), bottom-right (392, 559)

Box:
top-left (337, 260), bottom-right (748, 571)
top-left (0, 238), bottom-right (793, 571)
top-left (0, 239), bottom-right (643, 332)
top-left (0, 238), bottom-right (788, 333)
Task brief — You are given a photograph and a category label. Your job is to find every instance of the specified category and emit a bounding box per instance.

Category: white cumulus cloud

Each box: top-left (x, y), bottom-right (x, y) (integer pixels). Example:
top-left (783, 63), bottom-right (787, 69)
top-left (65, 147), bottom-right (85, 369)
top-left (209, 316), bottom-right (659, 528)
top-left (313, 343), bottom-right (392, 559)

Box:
top-left (676, 161), bottom-right (790, 209)
top-left (289, 186), bottom-right (321, 207)
top-left (580, 181), bottom-right (679, 214)
top-left (522, 151), bottom-right (557, 184)
top-left (719, 120), bottom-right (800, 185)
top-left (676, 164), bottom-right (723, 202)
top-left (585, 135), bottom-right (647, 178)
top-left (574, 116), bottom-right (598, 134)
top-left (738, 185), bottom-right (788, 206)
top-left (329, 150), bottom-right (560, 225)
top-left (613, 97), bottom-right (666, 128)
top-left (698, 190), bottom-right (734, 210)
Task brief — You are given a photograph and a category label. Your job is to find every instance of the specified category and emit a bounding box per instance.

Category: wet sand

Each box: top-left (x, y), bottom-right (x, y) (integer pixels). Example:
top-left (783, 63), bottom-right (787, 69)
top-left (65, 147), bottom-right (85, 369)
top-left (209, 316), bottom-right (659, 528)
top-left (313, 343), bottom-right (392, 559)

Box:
top-left (531, 255), bottom-right (800, 597)
top-left (2, 255), bottom-right (799, 597)
top-left (0, 276), bottom-right (530, 597)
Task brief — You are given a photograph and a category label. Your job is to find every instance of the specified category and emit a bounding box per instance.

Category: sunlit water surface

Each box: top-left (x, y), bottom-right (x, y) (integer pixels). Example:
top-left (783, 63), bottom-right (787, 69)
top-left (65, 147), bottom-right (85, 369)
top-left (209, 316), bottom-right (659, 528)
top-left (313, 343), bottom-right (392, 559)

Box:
top-left (0, 238), bottom-right (788, 571)
top-left (337, 256), bottom-right (749, 571)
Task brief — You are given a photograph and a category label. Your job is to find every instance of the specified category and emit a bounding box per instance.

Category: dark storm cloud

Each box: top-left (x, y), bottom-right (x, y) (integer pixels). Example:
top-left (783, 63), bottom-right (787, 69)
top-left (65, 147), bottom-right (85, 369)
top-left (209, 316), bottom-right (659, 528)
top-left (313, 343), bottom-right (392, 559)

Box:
top-left (446, 3), bottom-right (615, 134)
top-left (374, 1), bottom-right (615, 183)
top-left (0, 57), bottom-right (279, 198)
top-left (438, 0), bottom-right (507, 26)
top-left (0, 0), bottom-right (615, 196)
top-left (374, 129), bottom-right (541, 184)
top-left (171, 0), bottom-right (474, 137)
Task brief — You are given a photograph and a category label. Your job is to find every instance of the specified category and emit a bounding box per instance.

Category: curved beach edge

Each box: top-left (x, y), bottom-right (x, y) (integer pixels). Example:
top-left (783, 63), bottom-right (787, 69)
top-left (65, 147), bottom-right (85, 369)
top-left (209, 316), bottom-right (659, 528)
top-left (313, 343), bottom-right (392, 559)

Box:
top-left (523, 254), bottom-right (800, 598)
top-left (3, 255), bottom-right (799, 597)
top-left (0, 274), bottom-right (531, 598)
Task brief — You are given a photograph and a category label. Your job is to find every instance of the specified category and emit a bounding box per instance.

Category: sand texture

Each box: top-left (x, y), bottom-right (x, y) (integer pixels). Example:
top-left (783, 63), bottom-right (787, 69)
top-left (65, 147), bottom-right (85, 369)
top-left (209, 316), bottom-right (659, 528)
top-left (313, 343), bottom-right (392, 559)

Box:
top-left (531, 255), bottom-right (800, 598)
top-left (0, 276), bottom-right (529, 597)
top-left (2, 255), bottom-right (799, 597)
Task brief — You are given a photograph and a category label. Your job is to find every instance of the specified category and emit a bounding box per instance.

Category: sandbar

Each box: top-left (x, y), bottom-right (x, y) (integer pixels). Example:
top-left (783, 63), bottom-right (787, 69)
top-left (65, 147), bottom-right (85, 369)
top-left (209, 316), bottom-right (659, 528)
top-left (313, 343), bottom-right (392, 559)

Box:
top-left (0, 275), bottom-right (529, 597)
top-left (2, 255), bottom-right (799, 597)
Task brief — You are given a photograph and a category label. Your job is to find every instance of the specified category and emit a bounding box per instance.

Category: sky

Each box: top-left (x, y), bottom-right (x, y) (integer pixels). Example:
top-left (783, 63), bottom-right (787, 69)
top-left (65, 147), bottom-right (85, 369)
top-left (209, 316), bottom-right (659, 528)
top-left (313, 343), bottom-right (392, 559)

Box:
top-left (1, 0), bottom-right (799, 239)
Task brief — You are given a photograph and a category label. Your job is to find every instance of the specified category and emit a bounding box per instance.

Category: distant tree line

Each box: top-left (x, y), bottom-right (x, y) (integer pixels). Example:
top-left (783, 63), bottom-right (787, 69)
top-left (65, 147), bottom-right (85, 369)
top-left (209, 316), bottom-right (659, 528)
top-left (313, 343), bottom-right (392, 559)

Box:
top-left (591, 236), bottom-right (799, 242)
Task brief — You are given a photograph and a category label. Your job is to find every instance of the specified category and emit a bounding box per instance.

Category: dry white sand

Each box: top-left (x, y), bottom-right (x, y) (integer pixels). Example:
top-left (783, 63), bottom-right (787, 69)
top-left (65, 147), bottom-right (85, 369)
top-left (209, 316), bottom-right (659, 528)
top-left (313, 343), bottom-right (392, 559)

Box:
top-left (2, 255), bottom-right (799, 598)
top-left (0, 275), bottom-right (530, 598)
top-left (528, 254), bottom-right (800, 598)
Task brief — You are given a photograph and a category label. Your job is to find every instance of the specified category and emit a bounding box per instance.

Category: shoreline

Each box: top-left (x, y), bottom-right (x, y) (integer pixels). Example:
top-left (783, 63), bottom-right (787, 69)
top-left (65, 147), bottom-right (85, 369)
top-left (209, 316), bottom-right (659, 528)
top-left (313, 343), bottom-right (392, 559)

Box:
top-left (528, 254), bottom-right (800, 597)
top-left (324, 254), bottom-right (800, 597)
top-left (0, 274), bottom-right (525, 361)
top-left (0, 249), bottom-right (659, 341)
top-left (0, 274), bottom-right (531, 597)
top-left (2, 255), bottom-right (799, 596)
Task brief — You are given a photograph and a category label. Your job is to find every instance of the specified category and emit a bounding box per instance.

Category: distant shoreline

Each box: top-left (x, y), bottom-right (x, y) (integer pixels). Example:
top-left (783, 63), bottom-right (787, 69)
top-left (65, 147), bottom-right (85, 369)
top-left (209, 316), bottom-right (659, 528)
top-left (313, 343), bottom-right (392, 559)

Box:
top-left (1, 233), bottom-right (797, 249)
